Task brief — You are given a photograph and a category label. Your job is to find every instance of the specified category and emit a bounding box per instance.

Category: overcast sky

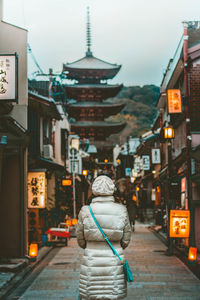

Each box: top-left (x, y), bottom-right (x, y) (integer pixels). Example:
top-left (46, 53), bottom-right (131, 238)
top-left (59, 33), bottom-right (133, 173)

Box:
top-left (3, 0), bottom-right (200, 86)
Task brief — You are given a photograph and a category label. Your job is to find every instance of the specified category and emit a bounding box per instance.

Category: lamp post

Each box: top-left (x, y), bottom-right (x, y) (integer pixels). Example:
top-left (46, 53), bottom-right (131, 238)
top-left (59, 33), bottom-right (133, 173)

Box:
top-left (164, 126), bottom-right (175, 255)
top-left (69, 135), bottom-right (80, 219)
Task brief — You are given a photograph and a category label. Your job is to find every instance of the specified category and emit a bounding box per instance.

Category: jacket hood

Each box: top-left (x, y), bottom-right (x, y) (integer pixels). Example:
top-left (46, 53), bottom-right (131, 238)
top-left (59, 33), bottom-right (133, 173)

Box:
top-left (92, 175), bottom-right (115, 196)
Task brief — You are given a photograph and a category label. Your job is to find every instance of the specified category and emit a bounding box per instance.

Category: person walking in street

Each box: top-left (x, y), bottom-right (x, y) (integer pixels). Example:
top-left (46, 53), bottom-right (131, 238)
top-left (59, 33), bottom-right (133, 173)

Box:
top-left (76, 175), bottom-right (132, 300)
top-left (127, 194), bottom-right (138, 232)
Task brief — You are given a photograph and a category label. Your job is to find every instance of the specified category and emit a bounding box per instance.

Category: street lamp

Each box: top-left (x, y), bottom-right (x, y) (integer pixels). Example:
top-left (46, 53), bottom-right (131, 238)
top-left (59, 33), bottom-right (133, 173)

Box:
top-left (69, 135), bottom-right (80, 219)
top-left (164, 126), bottom-right (175, 139)
top-left (164, 125), bottom-right (175, 255)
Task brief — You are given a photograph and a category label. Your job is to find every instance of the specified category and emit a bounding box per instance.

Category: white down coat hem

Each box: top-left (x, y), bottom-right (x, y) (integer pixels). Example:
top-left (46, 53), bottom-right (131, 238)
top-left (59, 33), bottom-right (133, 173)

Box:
top-left (76, 195), bottom-right (131, 300)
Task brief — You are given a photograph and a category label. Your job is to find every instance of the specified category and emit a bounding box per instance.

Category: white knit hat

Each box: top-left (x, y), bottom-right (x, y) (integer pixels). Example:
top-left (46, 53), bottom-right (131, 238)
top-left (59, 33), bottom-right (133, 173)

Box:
top-left (92, 175), bottom-right (115, 196)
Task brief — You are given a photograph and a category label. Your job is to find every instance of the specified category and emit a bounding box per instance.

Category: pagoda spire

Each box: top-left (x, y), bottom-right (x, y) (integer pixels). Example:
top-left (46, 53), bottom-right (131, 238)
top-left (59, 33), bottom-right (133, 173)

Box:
top-left (86, 6), bottom-right (93, 57)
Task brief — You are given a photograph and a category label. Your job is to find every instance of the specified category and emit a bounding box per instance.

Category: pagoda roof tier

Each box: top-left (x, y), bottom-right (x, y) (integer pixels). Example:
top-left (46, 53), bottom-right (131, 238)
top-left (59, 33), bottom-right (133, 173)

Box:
top-left (70, 121), bottom-right (126, 140)
top-left (65, 84), bottom-right (123, 101)
top-left (68, 102), bottom-right (125, 118)
top-left (63, 55), bottom-right (121, 80)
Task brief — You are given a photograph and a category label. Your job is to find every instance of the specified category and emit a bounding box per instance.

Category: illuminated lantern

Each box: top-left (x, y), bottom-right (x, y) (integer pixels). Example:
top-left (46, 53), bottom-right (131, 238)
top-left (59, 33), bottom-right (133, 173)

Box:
top-left (82, 170), bottom-right (88, 176)
top-left (66, 219), bottom-right (72, 227)
top-left (62, 179), bottom-right (72, 186)
top-left (164, 126), bottom-right (175, 139)
top-left (72, 218), bottom-right (78, 225)
top-left (104, 159), bottom-right (108, 163)
top-left (170, 210), bottom-right (190, 238)
top-left (29, 243), bottom-right (38, 259)
top-left (136, 186), bottom-right (140, 192)
top-left (188, 247), bottom-right (197, 262)
top-left (116, 159), bottom-right (121, 164)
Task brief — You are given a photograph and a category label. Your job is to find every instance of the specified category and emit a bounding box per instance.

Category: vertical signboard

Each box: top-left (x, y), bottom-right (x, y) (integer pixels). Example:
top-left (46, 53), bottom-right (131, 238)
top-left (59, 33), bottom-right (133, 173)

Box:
top-left (142, 155), bottom-right (150, 170)
top-left (152, 149), bottom-right (161, 164)
top-left (0, 54), bottom-right (18, 102)
top-left (134, 157), bottom-right (140, 173)
top-left (170, 210), bottom-right (190, 238)
top-left (167, 89), bottom-right (182, 114)
top-left (28, 172), bottom-right (47, 208)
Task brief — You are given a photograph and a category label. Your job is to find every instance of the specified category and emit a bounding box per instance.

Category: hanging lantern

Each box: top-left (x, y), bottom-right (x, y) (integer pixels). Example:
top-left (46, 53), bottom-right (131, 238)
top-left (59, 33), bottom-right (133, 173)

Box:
top-left (164, 126), bottom-right (175, 139)
top-left (188, 247), bottom-right (197, 262)
top-left (104, 159), bottom-right (108, 163)
top-left (29, 243), bottom-right (38, 260)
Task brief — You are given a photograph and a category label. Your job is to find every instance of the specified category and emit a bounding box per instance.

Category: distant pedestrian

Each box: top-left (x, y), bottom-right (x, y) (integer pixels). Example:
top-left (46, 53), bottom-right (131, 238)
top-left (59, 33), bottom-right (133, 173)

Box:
top-left (76, 175), bottom-right (131, 300)
top-left (127, 194), bottom-right (138, 232)
top-left (138, 188), bottom-right (147, 223)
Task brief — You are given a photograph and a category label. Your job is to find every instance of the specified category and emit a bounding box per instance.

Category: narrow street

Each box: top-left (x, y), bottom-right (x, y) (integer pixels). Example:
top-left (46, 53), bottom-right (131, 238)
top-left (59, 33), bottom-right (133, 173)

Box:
top-left (7, 224), bottom-right (200, 300)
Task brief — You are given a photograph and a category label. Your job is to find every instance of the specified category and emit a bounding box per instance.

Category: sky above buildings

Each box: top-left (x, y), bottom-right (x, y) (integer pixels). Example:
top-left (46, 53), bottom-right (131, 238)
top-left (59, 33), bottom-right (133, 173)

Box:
top-left (3, 0), bottom-right (200, 86)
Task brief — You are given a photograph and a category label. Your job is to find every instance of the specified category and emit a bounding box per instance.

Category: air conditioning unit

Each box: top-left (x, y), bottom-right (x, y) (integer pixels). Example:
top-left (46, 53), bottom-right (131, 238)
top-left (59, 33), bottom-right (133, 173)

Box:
top-left (43, 144), bottom-right (53, 160)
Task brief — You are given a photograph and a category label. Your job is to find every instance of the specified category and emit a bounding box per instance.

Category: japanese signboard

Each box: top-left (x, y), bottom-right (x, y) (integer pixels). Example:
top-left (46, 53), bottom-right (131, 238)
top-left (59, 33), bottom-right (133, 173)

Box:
top-left (170, 210), bottom-right (190, 238)
top-left (134, 157), bottom-right (140, 173)
top-left (0, 54), bottom-right (18, 101)
top-left (28, 172), bottom-right (47, 208)
top-left (167, 89), bottom-right (182, 114)
top-left (142, 155), bottom-right (150, 170)
top-left (152, 149), bottom-right (161, 164)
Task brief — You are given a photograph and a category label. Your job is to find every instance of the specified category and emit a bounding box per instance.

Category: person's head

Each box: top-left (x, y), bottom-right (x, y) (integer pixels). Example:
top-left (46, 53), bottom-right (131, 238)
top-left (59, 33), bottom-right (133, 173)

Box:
top-left (92, 175), bottom-right (115, 196)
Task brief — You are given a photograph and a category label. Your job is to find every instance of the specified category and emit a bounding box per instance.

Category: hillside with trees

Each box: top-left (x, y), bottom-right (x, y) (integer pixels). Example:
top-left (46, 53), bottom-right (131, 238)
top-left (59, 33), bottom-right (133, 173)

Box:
top-left (107, 85), bottom-right (160, 143)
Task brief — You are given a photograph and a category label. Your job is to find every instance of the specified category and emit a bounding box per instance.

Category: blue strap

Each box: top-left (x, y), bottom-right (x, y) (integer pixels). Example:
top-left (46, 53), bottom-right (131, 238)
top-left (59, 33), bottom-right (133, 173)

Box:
top-left (89, 205), bottom-right (122, 261)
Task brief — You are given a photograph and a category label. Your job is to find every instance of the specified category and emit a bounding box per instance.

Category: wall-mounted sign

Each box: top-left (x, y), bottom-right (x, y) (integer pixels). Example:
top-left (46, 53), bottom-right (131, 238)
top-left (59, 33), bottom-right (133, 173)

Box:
top-left (152, 149), bottom-right (161, 164)
top-left (170, 210), bottom-right (190, 238)
top-left (125, 168), bottom-right (131, 176)
top-left (167, 89), bottom-right (182, 114)
top-left (134, 157), bottom-right (140, 173)
top-left (0, 54), bottom-right (18, 102)
top-left (28, 172), bottom-right (47, 208)
top-left (142, 155), bottom-right (150, 170)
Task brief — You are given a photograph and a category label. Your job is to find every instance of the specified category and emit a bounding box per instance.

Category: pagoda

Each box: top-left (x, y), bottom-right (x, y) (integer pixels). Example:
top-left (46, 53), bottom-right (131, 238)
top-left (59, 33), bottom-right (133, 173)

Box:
top-left (63, 8), bottom-right (125, 141)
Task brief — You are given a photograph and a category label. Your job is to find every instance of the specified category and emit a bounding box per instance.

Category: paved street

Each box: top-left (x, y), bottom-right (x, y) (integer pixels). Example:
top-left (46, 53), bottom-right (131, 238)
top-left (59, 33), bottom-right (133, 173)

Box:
top-left (8, 224), bottom-right (200, 300)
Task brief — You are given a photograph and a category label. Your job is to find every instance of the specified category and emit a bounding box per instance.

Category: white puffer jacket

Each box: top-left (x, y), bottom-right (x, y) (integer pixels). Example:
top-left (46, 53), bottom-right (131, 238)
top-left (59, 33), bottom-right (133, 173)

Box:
top-left (76, 176), bottom-right (131, 300)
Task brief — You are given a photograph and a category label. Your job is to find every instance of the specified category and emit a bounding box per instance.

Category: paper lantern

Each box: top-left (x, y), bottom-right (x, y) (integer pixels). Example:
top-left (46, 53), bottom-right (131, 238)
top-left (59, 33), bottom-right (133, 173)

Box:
top-left (29, 243), bottom-right (38, 258)
top-left (188, 247), bottom-right (197, 261)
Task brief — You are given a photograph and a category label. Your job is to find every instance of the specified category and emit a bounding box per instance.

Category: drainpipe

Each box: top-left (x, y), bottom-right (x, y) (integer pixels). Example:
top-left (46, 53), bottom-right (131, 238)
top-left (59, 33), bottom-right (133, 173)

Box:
top-left (20, 146), bottom-right (25, 257)
top-left (183, 21), bottom-right (194, 246)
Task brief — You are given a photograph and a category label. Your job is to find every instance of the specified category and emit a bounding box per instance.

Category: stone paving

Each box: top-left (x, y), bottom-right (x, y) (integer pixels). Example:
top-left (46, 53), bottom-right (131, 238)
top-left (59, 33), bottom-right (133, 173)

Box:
top-left (14, 224), bottom-right (200, 300)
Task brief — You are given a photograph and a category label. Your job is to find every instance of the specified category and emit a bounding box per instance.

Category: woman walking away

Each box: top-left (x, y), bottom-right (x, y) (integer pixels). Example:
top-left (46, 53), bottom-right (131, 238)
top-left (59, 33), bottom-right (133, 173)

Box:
top-left (76, 175), bottom-right (132, 300)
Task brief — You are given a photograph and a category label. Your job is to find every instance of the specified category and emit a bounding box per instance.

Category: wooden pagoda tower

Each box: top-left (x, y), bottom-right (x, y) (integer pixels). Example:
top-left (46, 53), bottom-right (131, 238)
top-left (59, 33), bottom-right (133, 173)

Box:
top-left (63, 8), bottom-right (125, 143)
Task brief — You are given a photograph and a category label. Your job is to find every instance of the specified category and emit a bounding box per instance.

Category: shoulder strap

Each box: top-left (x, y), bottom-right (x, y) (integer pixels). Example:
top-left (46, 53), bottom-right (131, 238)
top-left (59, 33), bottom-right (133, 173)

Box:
top-left (89, 205), bottom-right (122, 261)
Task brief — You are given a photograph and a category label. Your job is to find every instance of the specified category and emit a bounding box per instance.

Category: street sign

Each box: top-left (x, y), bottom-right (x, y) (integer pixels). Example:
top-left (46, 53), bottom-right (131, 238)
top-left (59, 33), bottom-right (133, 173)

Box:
top-left (152, 149), bottom-right (161, 164)
top-left (125, 168), bottom-right (131, 176)
top-left (142, 155), bottom-right (150, 170)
